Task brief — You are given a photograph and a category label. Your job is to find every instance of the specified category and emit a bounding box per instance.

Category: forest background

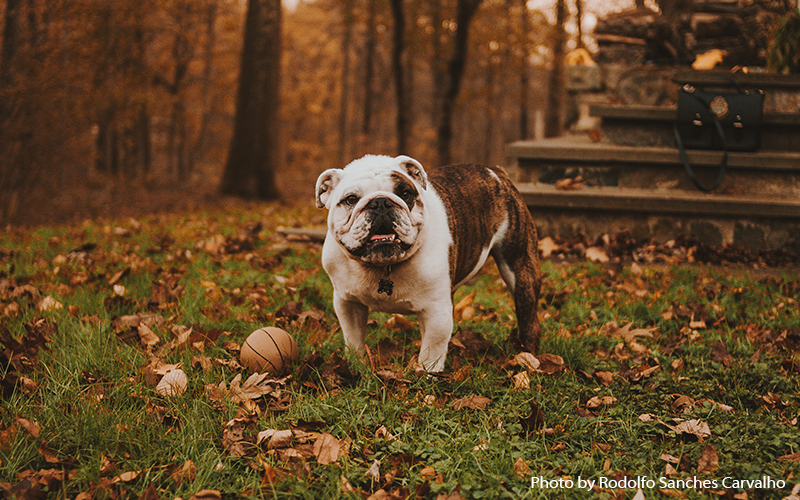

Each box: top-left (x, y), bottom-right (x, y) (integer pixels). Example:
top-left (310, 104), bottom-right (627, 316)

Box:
top-left (0, 0), bottom-right (793, 227)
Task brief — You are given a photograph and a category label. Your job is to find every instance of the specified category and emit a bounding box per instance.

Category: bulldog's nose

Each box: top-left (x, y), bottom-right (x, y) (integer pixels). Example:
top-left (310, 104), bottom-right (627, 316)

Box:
top-left (367, 197), bottom-right (394, 212)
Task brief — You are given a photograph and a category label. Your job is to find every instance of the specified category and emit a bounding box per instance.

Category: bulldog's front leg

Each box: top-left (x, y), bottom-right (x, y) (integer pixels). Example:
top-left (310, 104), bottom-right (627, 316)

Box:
top-left (334, 294), bottom-right (369, 356)
top-left (417, 303), bottom-right (455, 372)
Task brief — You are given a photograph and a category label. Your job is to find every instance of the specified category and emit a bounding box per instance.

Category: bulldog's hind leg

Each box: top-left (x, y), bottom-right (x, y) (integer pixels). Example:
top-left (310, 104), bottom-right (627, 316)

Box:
top-left (491, 217), bottom-right (541, 354)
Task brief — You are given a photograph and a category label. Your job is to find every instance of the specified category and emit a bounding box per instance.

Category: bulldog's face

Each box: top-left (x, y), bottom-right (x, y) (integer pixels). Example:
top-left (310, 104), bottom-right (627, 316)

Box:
top-left (315, 155), bottom-right (428, 266)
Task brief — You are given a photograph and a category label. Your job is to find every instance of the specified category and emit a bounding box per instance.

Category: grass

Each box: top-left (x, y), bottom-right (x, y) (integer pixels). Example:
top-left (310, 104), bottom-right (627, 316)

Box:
top-left (1, 203), bottom-right (799, 499)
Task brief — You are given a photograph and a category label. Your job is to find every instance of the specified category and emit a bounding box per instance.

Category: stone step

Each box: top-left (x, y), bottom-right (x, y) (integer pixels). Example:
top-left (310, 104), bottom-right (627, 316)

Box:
top-left (506, 136), bottom-right (800, 198)
top-left (514, 183), bottom-right (800, 220)
top-left (590, 104), bottom-right (800, 151)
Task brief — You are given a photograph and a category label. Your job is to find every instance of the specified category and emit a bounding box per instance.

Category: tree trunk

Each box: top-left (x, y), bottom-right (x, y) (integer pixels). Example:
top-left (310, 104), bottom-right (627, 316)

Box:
top-left (220, 0), bottom-right (281, 199)
top-left (361, 0), bottom-right (377, 144)
top-left (544, 0), bottom-right (566, 138)
top-left (338, 0), bottom-right (354, 164)
top-left (518, 0), bottom-right (531, 139)
top-left (435, 0), bottom-right (483, 167)
top-left (389, 0), bottom-right (409, 155)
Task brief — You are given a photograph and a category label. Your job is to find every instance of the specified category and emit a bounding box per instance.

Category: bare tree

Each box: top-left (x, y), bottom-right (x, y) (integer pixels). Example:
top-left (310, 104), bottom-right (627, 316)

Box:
top-left (389, 0), bottom-right (409, 154)
top-left (435, 0), bottom-right (483, 166)
top-left (544, 0), bottom-right (566, 137)
top-left (220, 0), bottom-right (282, 199)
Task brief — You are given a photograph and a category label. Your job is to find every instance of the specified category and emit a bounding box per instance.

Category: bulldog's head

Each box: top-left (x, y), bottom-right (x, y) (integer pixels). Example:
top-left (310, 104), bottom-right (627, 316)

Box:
top-left (315, 155), bottom-right (428, 266)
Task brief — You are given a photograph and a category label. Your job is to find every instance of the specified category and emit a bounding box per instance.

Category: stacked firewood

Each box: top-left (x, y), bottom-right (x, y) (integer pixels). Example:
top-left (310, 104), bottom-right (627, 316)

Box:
top-left (594, 0), bottom-right (796, 68)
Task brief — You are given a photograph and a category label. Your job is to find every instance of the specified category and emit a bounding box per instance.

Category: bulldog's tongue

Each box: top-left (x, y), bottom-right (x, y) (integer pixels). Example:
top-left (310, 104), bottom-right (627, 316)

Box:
top-left (370, 234), bottom-right (396, 242)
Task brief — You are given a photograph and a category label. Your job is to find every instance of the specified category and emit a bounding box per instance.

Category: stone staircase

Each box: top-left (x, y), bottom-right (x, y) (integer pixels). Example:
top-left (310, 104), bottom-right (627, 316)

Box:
top-left (505, 71), bottom-right (800, 252)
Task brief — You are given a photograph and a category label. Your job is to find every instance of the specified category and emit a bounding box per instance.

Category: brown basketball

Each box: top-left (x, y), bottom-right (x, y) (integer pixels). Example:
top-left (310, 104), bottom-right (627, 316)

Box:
top-left (240, 327), bottom-right (299, 375)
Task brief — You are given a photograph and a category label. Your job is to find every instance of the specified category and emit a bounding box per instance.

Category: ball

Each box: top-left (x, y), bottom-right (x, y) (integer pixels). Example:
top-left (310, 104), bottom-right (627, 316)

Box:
top-left (240, 327), bottom-right (299, 375)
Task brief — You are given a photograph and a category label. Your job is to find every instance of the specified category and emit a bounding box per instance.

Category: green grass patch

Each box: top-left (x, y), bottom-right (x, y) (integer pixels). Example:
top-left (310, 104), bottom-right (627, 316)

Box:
top-left (1, 204), bottom-right (799, 499)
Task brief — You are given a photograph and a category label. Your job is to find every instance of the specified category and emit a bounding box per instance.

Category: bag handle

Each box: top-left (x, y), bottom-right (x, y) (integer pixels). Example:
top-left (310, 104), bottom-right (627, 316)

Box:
top-left (674, 121), bottom-right (728, 192)
top-left (674, 86), bottom-right (729, 192)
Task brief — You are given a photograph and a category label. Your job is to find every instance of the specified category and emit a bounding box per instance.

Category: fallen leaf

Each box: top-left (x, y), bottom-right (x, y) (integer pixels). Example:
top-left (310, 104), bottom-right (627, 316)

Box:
top-left (534, 353), bottom-right (564, 374)
top-left (586, 396), bottom-right (617, 409)
top-left (512, 371), bottom-right (530, 391)
top-left (189, 490), bottom-right (222, 500)
top-left (512, 352), bottom-right (540, 372)
top-left (660, 418), bottom-right (711, 442)
top-left (38, 440), bottom-right (59, 463)
top-left (453, 290), bottom-right (476, 319)
top-left (384, 314), bottom-right (414, 331)
top-left (586, 246), bottom-right (609, 263)
top-left (138, 323), bottom-right (161, 349)
top-left (37, 296), bottom-right (63, 312)
top-left (17, 417), bottom-right (40, 438)
top-left (710, 342), bottom-right (734, 366)
top-left (538, 236), bottom-right (560, 258)
top-left (513, 457), bottom-right (531, 478)
top-left (313, 432), bottom-right (341, 465)
top-left (594, 371), bottom-right (615, 386)
top-left (257, 428), bottom-right (293, 449)
top-left (364, 459), bottom-right (381, 482)
top-left (171, 460), bottom-right (198, 484)
top-left (450, 394), bottom-right (491, 410)
top-left (697, 444), bottom-right (719, 473)
top-left (777, 451), bottom-right (800, 462)
top-left (156, 369), bottom-right (188, 396)
top-left (604, 321), bottom-right (657, 342)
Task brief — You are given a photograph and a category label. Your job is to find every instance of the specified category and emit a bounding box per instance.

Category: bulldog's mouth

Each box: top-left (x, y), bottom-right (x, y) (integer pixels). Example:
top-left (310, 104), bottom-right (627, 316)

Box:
top-left (347, 224), bottom-right (412, 263)
top-left (369, 233), bottom-right (398, 245)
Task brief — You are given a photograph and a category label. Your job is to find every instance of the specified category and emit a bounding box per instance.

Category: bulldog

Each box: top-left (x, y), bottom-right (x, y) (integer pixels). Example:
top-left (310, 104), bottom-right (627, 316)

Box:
top-left (315, 154), bottom-right (541, 372)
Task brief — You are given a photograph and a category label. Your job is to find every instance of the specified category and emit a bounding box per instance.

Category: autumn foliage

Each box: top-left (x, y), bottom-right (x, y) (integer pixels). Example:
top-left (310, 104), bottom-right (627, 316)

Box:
top-left (0, 0), bottom-right (555, 226)
top-left (1, 203), bottom-right (799, 498)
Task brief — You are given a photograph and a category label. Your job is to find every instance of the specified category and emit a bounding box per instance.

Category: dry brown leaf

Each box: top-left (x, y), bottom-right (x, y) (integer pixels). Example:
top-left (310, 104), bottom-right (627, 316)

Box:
top-left (450, 394), bottom-right (491, 410)
top-left (586, 246), bottom-right (609, 263)
top-left (535, 353), bottom-right (565, 374)
top-left (697, 445), bottom-right (719, 473)
top-left (364, 459), bottom-right (381, 482)
top-left (454, 290), bottom-right (476, 319)
top-left (138, 323), bottom-right (160, 349)
top-left (513, 457), bottom-right (531, 478)
top-left (586, 396), bottom-right (617, 409)
top-left (660, 418), bottom-right (711, 442)
top-left (594, 371), bottom-right (615, 386)
top-left (512, 371), bottom-right (530, 391)
top-left (156, 369), bottom-right (188, 396)
top-left (38, 440), bottom-right (59, 463)
top-left (112, 470), bottom-right (141, 483)
top-left (37, 296), bottom-right (63, 312)
top-left (340, 475), bottom-right (357, 493)
top-left (538, 236), bottom-right (560, 258)
top-left (384, 314), bottom-right (414, 331)
top-left (512, 352), bottom-right (540, 372)
top-left (171, 459), bottom-right (198, 484)
top-left (17, 417), bottom-right (40, 438)
top-left (189, 490), bottom-right (222, 500)
top-left (257, 429), bottom-right (294, 449)
top-left (313, 432), bottom-right (341, 465)
top-left (604, 321), bottom-right (657, 342)
top-left (777, 451), bottom-right (800, 462)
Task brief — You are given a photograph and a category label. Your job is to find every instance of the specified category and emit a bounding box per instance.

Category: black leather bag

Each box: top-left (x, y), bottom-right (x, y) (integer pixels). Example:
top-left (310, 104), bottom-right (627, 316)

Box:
top-left (673, 83), bottom-right (764, 191)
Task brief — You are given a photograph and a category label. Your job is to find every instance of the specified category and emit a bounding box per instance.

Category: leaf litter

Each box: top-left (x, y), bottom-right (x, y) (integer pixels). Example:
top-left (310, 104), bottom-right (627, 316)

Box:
top-left (1, 208), bottom-right (799, 498)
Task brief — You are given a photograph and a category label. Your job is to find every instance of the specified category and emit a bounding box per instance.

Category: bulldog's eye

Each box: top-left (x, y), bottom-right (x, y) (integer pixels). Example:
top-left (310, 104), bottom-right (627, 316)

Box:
top-left (342, 195), bottom-right (359, 207)
top-left (398, 188), bottom-right (415, 206)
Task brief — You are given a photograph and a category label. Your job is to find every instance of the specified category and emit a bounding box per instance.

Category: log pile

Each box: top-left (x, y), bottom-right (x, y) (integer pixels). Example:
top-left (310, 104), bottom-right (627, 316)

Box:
top-left (594, 0), bottom-right (796, 68)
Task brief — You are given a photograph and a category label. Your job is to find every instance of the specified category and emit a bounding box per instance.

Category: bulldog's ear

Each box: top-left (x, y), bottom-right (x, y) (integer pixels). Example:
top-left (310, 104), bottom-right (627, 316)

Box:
top-left (395, 155), bottom-right (427, 190)
top-left (315, 169), bottom-right (342, 208)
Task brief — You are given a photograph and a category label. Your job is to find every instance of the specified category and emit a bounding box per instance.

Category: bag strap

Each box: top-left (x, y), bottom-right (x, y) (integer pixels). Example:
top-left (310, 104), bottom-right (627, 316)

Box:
top-left (674, 88), bottom-right (729, 192)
